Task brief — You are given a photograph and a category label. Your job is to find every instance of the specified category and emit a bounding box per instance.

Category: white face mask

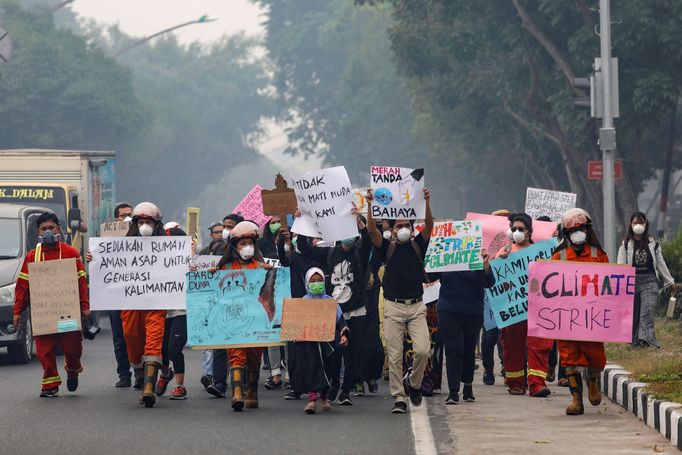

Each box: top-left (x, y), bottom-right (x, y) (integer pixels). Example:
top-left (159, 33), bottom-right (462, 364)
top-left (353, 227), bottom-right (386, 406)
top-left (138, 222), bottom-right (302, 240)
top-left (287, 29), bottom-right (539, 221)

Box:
top-left (139, 224), bottom-right (154, 237)
top-left (382, 230), bottom-right (392, 241)
top-left (632, 224), bottom-right (646, 235)
top-left (222, 229), bottom-right (231, 240)
top-left (512, 230), bottom-right (526, 244)
top-left (123, 216), bottom-right (133, 222)
top-left (396, 227), bottom-right (411, 243)
top-left (239, 245), bottom-right (255, 261)
top-left (570, 231), bottom-right (587, 245)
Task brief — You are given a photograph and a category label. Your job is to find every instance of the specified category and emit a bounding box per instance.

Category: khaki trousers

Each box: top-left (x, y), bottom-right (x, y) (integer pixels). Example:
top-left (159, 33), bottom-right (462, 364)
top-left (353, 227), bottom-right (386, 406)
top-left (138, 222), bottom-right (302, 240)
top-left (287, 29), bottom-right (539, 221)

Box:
top-left (383, 299), bottom-right (430, 403)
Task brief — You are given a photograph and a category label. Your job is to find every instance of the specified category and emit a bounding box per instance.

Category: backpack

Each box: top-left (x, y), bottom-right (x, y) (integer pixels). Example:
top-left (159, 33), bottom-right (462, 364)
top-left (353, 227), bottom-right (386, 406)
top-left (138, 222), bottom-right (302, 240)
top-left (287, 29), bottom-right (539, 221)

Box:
top-left (384, 239), bottom-right (430, 284)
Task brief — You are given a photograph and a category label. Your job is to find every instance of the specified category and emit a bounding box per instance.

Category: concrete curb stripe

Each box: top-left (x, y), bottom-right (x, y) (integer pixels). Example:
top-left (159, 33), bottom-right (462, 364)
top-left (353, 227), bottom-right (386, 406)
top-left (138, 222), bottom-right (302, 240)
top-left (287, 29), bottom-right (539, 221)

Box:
top-left (627, 382), bottom-right (646, 415)
top-left (409, 400), bottom-right (437, 455)
top-left (661, 403), bottom-right (682, 439)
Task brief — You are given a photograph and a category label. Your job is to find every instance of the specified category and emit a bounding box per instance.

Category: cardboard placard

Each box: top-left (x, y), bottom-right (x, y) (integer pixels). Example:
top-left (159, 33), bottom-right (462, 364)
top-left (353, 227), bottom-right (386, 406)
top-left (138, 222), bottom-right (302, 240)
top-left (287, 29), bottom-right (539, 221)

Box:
top-left (191, 255), bottom-right (220, 271)
top-left (186, 207), bottom-right (200, 236)
top-left (100, 221), bottom-right (130, 238)
top-left (352, 188), bottom-right (369, 216)
top-left (370, 166), bottom-right (425, 219)
top-left (465, 212), bottom-right (557, 257)
top-left (233, 185), bottom-right (271, 228)
top-left (28, 258), bottom-right (82, 336)
top-left (422, 280), bottom-right (441, 305)
top-left (525, 187), bottom-right (577, 222)
top-left (261, 174), bottom-right (298, 217)
top-left (416, 220), bottom-right (484, 272)
top-left (280, 298), bottom-right (338, 342)
top-left (527, 260), bottom-right (635, 343)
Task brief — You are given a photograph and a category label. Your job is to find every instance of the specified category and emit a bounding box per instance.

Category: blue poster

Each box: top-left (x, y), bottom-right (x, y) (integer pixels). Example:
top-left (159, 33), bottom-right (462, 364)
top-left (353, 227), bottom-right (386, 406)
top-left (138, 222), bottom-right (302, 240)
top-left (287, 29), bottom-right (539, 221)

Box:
top-left (186, 268), bottom-right (291, 347)
top-left (485, 239), bottom-right (558, 329)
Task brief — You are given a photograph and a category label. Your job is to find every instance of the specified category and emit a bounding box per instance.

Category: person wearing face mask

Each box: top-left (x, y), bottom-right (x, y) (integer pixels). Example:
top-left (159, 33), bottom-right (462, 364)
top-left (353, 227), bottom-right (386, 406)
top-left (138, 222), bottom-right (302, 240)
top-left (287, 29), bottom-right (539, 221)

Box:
top-left (552, 208), bottom-right (609, 416)
top-left (222, 214), bottom-right (245, 241)
top-left (366, 187), bottom-right (433, 414)
top-left (617, 212), bottom-right (676, 348)
top-left (287, 267), bottom-right (350, 414)
top-left (120, 202), bottom-right (169, 407)
top-left (13, 212), bottom-right (90, 397)
top-left (496, 213), bottom-right (553, 398)
top-left (296, 208), bottom-right (371, 406)
top-left (258, 215), bottom-right (283, 260)
top-left (214, 220), bottom-right (271, 411)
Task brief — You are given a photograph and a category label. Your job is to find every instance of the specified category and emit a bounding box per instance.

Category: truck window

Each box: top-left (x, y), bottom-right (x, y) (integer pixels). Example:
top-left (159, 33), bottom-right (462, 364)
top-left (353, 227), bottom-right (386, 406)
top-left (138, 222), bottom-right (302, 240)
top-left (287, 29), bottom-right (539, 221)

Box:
top-left (26, 213), bottom-right (40, 251)
top-left (0, 217), bottom-right (22, 258)
top-left (70, 190), bottom-right (79, 209)
top-left (0, 186), bottom-right (67, 224)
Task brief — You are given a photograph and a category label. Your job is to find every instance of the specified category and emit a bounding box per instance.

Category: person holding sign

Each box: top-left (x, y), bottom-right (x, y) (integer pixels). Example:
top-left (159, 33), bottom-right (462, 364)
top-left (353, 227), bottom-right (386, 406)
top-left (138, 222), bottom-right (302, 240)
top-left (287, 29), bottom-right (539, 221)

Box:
top-left (496, 213), bottom-right (553, 398)
top-left (617, 212), bottom-right (676, 348)
top-left (366, 187), bottom-right (433, 414)
top-left (214, 221), bottom-right (272, 412)
top-left (551, 208), bottom-right (609, 416)
top-left (120, 202), bottom-right (169, 408)
top-left (13, 212), bottom-right (90, 397)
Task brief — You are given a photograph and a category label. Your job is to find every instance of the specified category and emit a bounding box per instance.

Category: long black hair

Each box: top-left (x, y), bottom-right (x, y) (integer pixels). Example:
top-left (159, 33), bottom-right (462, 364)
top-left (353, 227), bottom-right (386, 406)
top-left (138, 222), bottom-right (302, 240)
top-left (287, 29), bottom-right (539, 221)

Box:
top-left (625, 211), bottom-right (650, 243)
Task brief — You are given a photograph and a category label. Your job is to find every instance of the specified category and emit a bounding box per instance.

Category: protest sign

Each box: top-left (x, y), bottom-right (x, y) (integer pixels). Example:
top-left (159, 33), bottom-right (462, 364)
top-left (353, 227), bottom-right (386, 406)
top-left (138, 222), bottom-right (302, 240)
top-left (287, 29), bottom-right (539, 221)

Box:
top-left (261, 174), bottom-right (298, 222)
top-left (191, 255), bottom-right (219, 271)
top-left (264, 257), bottom-right (282, 268)
top-left (352, 188), bottom-right (369, 216)
top-left (525, 187), bottom-right (577, 222)
top-left (28, 258), bottom-right (81, 336)
top-left (88, 236), bottom-right (192, 310)
top-left (423, 280), bottom-right (441, 305)
top-left (186, 268), bottom-right (291, 348)
top-left (280, 298), bottom-right (337, 342)
top-left (100, 221), bottom-right (130, 238)
top-left (465, 212), bottom-right (557, 257)
top-left (485, 239), bottom-right (559, 329)
top-left (290, 166), bottom-right (358, 242)
top-left (417, 220), bottom-right (483, 272)
top-left (527, 261), bottom-right (635, 343)
top-left (370, 166), bottom-right (425, 219)
top-left (233, 185), bottom-right (271, 228)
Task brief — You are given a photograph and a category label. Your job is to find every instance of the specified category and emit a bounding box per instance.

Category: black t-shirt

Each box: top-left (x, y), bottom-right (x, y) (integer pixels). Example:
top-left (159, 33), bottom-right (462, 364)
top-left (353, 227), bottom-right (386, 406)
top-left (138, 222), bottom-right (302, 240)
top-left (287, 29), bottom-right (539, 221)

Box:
top-left (633, 240), bottom-right (655, 275)
top-left (378, 234), bottom-right (428, 300)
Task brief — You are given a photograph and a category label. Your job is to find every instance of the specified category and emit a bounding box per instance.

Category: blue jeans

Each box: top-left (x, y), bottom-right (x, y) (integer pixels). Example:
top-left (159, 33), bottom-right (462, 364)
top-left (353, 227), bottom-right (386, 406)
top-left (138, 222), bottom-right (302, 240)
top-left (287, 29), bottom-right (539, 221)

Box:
top-left (202, 349), bottom-right (213, 376)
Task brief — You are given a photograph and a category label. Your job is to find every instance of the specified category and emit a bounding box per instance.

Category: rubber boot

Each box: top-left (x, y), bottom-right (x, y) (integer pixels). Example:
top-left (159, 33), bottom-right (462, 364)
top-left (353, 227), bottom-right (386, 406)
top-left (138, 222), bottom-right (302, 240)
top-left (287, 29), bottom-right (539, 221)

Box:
top-left (586, 368), bottom-right (602, 406)
top-left (565, 369), bottom-right (584, 416)
top-left (141, 362), bottom-right (160, 408)
top-left (230, 367), bottom-right (245, 411)
top-left (245, 368), bottom-right (259, 409)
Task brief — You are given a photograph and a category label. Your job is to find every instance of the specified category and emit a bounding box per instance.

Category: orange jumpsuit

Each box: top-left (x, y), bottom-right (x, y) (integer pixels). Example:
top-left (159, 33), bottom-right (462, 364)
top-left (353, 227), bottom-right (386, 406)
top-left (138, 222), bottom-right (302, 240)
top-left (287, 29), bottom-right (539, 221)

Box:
top-left (14, 243), bottom-right (89, 391)
top-left (551, 244), bottom-right (609, 369)
top-left (121, 309), bottom-right (166, 367)
top-left (221, 259), bottom-right (265, 370)
top-left (499, 244), bottom-right (554, 395)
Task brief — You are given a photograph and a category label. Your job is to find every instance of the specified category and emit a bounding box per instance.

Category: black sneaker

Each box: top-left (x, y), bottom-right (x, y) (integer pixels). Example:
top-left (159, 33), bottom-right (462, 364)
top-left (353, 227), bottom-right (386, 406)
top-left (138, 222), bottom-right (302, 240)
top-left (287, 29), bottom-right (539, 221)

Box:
top-left (200, 374), bottom-right (214, 391)
top-left (338, 391), bottom-right (353, 405)
top-left (328, 387), bottom-right (339, 402)
top-left (284, 390), bottom-right (300, 400)
top-left (115, 377), bottom-right (132, 388)
top-left (353, 383), bottom-right (366, 397)
top-left (546, 368), bottom-right (556, 383)
top-left (463, 385), bottom-right (475, 402)
top-left (206, 384), bottom-right (226, 398)
top-left (40, 388), bottom-right (59, 398)
top-left (445, 393), bottom-right (459, 405)
top-left (264, 376), bottom-right (283, 390)
top-left (133, 376), bottom-right (143, 390)
top-left (391, 401), bottom-right (407, 414)
top-left (368, 379), bottom-right (379, 394)
top-left (483, 371), bottom-right (495, 386)
top-left (66, 376), bottom-right (78, 392)
top-left (404, 376), bottom-right (423, 407)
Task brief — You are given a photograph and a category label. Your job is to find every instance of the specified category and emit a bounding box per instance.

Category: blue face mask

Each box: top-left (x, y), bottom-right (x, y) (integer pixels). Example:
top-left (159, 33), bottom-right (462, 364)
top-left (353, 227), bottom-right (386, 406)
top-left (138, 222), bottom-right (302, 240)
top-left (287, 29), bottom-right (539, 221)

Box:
top-left (341, 238), bottom-right (356, 247)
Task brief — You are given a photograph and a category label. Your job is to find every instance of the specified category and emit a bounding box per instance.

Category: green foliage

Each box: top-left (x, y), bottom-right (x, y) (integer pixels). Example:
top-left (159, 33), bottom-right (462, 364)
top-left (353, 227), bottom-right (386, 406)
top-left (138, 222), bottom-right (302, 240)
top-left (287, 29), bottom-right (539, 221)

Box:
top-left (661, 226), bottom-right (682, 283)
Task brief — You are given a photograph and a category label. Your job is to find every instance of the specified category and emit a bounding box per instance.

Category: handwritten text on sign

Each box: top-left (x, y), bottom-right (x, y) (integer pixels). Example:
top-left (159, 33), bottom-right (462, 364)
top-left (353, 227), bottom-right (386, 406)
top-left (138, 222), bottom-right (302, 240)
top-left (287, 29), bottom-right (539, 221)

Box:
top-left (524, 187), bottom-right (577, 223)
top-left (233, 185), bottom-right (271, 228)
top-left (290, 166), bottom-right (358, 242)
top-left (186, 268), bottom-right (291, 348)
top-left (370, 166), bottom-right (425, 219)
top-left (28, 258), bottom-right (82, 336)
top-left (88, 236), bottom-right (192, 310)
top-left (527, 261), bottom-right (635, 343)
top-left (485, 239), bottom-right (559, 329)
top-left (465, 212), bottom-right (557, 258)
top-left (280, 298), bottom-right (337, 342)
top-left (418, 220), bottom-right (483, 272)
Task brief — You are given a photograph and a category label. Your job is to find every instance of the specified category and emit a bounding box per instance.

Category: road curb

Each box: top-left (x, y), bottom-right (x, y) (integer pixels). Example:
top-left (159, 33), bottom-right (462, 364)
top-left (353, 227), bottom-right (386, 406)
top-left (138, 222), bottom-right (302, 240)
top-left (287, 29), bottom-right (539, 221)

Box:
top-left (602, 364), bottom-right (682, 450)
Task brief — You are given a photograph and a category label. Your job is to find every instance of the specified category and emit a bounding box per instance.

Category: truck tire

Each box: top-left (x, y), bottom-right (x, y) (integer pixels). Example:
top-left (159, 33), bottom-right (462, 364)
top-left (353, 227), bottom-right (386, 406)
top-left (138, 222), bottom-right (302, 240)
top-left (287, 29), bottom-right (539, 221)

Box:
top-left (7, 315), bottom-right (33, 364)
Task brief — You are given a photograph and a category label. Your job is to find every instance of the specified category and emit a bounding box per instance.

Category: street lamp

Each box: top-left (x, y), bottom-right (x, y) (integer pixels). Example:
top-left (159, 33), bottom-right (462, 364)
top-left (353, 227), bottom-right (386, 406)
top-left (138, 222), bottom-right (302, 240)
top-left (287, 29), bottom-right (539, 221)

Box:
top-left (113, 15), bottom-right (217, 58)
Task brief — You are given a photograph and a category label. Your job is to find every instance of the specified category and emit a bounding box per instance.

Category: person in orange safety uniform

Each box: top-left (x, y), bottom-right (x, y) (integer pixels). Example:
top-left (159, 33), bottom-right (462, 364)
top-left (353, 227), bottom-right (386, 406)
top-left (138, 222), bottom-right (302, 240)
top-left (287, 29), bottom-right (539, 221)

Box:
top-left (497, 212), bottom-right (553, 398)
top-left (552, 208), bottom-right (609, 415)
top-left (214, 220), bottom-right (271, 412)
top-left (13, 212), bottom-right (90, 397)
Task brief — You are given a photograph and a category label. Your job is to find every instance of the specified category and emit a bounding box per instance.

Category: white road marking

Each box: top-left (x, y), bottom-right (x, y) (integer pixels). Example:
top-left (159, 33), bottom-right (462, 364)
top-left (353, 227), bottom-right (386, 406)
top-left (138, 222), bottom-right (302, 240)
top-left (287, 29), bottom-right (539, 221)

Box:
top-left (410, 400), bottom-right (438, 455)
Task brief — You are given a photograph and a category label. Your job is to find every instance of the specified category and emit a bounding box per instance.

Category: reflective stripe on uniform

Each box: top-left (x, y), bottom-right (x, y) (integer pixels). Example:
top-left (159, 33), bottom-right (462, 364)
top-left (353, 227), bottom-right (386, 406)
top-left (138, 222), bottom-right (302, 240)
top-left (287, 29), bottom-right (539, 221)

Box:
top-left (77, 270), bottom-right (87, 278)
top-left (505, 370), bottom-right (525, 379)
top-left (18, 272), bottom-right (29, 281)
top-left (528, 369), bottom-right (547, 379)
top-left (41, 375), bottom-right (61, 385)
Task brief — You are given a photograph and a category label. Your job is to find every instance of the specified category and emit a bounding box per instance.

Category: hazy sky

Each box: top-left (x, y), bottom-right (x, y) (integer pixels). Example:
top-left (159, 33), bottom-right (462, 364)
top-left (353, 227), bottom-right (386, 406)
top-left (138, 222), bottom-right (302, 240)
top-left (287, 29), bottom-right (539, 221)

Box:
top-left (72, 0), bottom-right (266, 45)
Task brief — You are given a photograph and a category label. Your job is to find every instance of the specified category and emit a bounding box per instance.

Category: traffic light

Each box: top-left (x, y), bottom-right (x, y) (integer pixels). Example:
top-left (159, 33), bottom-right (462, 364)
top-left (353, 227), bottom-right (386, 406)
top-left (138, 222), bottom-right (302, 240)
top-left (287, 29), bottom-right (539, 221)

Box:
top-left (573, 58), bottom-right (619, 119)
top-left (573, 75), bottom-right (596, 117)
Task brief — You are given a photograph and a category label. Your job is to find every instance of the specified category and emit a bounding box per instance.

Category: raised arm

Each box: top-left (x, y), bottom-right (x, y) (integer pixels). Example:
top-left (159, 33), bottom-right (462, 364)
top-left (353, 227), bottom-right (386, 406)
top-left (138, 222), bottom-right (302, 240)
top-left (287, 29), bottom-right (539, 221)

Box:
top-left (365, 190), bottom-right (383, 248)
top-left (421, 187), bottom-right (434, 242)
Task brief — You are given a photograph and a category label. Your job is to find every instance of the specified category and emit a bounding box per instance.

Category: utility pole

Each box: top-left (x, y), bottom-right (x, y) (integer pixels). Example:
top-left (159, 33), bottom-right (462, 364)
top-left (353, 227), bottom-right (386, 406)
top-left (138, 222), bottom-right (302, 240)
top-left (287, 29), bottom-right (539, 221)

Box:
top-left (599, 0), bottom-right (617, 259)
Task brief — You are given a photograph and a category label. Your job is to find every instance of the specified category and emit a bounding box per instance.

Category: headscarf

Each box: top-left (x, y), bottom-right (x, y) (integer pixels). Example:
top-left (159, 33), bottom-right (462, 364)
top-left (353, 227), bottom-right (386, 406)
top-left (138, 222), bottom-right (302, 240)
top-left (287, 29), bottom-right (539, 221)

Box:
top-left (304, 267), bottom-right (341, 320)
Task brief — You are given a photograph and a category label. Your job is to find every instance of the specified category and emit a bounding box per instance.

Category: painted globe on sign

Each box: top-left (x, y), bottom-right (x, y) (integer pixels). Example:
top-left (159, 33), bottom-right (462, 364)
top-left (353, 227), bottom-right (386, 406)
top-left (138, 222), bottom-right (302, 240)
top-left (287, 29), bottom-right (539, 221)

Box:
top-left (374, 187), bottom-right (393, 206)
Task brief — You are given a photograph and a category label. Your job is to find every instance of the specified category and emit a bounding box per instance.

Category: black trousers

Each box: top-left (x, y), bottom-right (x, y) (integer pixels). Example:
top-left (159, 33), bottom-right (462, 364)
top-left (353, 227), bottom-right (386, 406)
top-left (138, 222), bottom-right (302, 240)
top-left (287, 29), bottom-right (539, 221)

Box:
top-left (162, 315), bottom-right (188, 374)
top-left (109, 310), bottom-right (131, 379)
top-left (481, 327), bottom-right (503, 373)
top-left (331, 315), bottom-right (367, 393)
top-left (213, 349), bottom-right (228, 392)
top-left (439, 311), bottom-right (482, 394)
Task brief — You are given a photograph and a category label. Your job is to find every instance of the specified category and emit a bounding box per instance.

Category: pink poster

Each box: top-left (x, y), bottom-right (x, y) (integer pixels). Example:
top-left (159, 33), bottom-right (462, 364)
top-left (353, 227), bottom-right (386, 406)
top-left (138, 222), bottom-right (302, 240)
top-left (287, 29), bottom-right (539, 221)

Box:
top-left (233, 185), bottom-right (271, 228)
top-left (527, 260), bottom-right (635, 343)
top-left (465, 212), bottom-right (557, 257)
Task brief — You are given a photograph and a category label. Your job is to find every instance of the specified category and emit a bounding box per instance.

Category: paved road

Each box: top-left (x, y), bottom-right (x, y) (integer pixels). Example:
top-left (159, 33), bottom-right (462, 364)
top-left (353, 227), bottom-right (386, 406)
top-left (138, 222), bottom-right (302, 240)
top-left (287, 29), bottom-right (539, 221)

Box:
top-left (0, 320), bottom-right (674, 455)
